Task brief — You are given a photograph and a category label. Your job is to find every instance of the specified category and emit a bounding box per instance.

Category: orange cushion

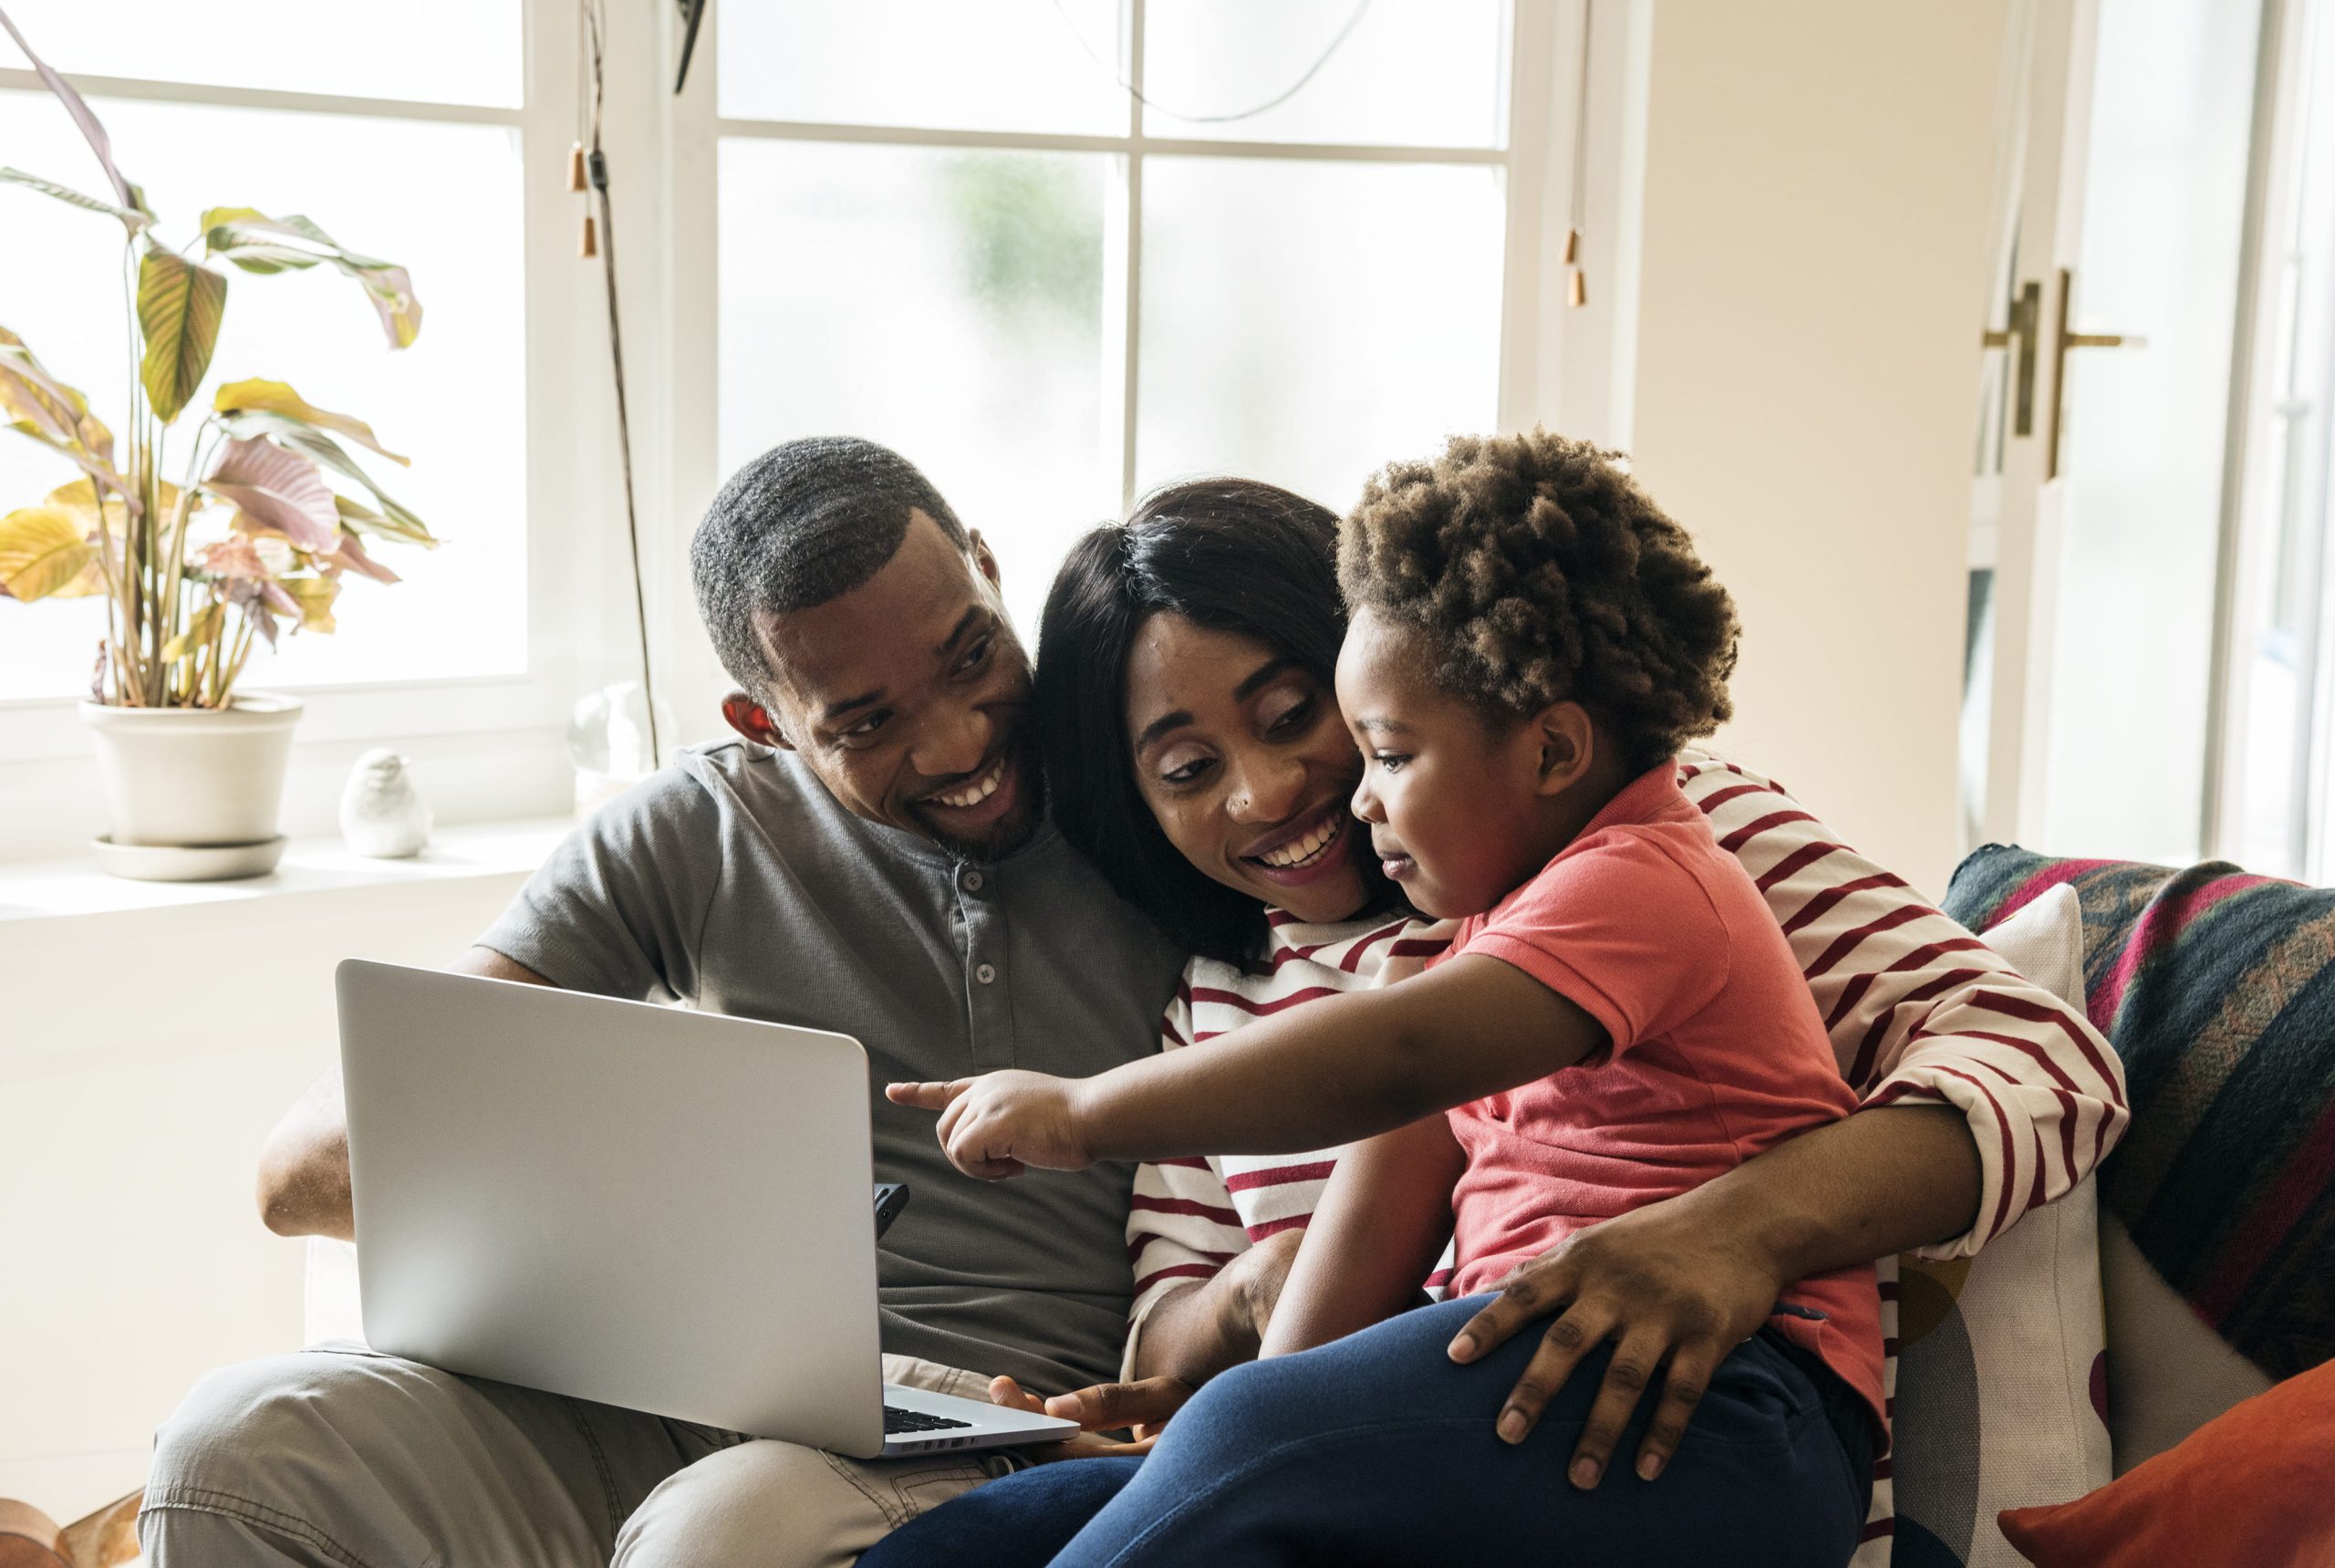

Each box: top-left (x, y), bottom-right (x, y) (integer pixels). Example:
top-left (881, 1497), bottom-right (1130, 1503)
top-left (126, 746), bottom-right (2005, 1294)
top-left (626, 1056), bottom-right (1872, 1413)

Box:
top-left (1998, 1358), bottom-right (2335, 1567)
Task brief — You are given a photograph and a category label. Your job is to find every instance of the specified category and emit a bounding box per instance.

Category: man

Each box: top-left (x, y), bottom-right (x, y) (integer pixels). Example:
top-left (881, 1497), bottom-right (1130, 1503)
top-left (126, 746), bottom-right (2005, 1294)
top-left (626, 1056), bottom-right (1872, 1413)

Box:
top-left (145, 439), bottom-right (1187, 1566)
top-left (143, 437), bottom-right (2122, 1565)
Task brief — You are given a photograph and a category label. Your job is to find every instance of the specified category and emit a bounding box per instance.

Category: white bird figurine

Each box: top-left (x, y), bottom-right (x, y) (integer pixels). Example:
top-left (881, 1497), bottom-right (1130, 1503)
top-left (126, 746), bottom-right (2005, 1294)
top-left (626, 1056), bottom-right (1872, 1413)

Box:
top-left (341, 748), bottom-right (431, 858)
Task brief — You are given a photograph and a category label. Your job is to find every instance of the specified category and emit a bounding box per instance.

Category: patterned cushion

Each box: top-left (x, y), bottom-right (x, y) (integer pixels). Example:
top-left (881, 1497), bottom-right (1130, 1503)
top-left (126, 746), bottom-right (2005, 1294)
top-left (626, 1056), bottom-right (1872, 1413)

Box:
top-left (1872, 885), bottom-right (2113, 1568)
top-left (1942, 848), bottom-right (2335, 1382)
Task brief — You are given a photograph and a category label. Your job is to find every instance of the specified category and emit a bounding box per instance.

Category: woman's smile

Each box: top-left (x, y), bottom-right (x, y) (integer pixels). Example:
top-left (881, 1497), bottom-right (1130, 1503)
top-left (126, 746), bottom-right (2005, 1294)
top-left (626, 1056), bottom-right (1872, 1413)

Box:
top-left (1240, 801), bottom-right (1356, 889)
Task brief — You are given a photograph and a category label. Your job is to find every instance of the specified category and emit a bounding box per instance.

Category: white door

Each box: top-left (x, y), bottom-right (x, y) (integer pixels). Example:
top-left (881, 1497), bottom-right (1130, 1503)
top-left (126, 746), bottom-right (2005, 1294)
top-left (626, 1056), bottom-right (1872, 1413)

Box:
top-left (1965, 0), bottom-right (2268, 862)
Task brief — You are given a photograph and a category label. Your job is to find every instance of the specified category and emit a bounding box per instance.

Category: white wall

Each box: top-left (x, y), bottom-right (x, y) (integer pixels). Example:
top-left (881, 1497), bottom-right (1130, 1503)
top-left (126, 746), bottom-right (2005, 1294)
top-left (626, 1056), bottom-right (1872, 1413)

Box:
top-left (1622, 0), bottom-right (2008, 898)
top-left (0, 867), bottom-right (534, 1523)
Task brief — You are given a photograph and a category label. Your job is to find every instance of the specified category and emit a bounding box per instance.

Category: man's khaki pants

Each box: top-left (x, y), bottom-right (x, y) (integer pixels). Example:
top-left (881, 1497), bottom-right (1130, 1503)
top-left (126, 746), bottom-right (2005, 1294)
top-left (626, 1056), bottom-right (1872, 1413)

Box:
top-left (139, 1343), bottom-right (1014, 1567)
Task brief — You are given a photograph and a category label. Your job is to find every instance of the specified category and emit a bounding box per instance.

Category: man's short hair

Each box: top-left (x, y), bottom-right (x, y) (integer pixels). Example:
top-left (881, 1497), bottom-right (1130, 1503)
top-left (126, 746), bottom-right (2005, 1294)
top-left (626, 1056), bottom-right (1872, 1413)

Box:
top-left (690, 437), bottom-right (970, 696)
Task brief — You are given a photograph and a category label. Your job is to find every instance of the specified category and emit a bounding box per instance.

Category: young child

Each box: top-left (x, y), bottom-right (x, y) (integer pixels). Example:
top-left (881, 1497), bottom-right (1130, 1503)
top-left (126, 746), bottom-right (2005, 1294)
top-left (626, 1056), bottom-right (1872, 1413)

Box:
top-left (891, 431), bottom-right (1884, 1567)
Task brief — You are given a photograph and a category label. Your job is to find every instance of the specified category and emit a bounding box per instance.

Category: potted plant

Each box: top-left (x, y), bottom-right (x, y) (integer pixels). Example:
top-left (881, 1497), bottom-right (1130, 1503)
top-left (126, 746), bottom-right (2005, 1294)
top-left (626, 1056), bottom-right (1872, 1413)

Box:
top-left (0, 10), bottom-right (438, 879)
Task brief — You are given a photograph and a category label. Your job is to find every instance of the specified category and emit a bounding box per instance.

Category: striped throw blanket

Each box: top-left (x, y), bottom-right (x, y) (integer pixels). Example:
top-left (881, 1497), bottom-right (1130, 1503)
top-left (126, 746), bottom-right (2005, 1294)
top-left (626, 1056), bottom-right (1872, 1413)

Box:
top-left (1944, 846), bottom-right (2335, 1379)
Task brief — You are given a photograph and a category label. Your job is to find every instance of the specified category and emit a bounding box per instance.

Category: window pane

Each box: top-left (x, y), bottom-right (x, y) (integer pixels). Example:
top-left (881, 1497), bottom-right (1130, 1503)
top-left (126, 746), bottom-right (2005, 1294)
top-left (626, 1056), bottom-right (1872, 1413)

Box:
top-left (1136, 157), bottom-right (1503, 513)
top-left (718, 140), bottom-right (1111, 639)
top-left (0, 0), bottom-right (521, 109)
top-left (1142, 0), bottom-right (1506, 148)
top-left (0, 93), bottom-right (527, 700)
top-left (720, 0), bottom-right (1126, 135)
top-left (2039, 0), bottom-right (2260, 866)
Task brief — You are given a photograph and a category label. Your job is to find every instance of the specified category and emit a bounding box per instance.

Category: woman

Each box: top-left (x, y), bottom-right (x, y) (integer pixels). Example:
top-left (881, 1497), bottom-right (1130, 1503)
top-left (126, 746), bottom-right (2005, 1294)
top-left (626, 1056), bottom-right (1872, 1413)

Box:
top-left (863, 475), bottom-right (2122, 1565)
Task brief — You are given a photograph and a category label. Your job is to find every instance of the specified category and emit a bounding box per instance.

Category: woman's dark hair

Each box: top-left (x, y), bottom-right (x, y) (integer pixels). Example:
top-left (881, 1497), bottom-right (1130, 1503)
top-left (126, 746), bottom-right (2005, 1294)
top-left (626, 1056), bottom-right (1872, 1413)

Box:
top-left (1035, 478), bottom-right (1376, 965)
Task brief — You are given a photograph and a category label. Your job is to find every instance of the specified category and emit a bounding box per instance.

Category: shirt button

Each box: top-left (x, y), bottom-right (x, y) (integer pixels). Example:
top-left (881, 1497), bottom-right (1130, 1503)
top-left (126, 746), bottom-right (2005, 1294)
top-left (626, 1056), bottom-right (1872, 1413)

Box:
top-left (962, 870), bottom-right (985, 894)
top-left (975, 962), bottom-right (997, 985)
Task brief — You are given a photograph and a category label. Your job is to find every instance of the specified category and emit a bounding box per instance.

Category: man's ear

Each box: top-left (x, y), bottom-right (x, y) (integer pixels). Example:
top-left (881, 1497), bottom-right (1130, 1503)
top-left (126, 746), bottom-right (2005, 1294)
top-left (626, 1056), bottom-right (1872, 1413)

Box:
top-left (967, 528), bottom-right (1002, 592)
top-left (1529, 701), bottom-right (1597, 797)
top-left (721, 691), bottom-right (791, 751)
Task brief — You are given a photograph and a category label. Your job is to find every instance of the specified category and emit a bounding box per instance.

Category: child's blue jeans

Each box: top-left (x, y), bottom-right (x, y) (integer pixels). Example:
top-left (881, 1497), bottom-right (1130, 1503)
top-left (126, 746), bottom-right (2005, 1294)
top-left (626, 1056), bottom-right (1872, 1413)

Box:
top-left (860, 1293), bottom-right (1876, 1568)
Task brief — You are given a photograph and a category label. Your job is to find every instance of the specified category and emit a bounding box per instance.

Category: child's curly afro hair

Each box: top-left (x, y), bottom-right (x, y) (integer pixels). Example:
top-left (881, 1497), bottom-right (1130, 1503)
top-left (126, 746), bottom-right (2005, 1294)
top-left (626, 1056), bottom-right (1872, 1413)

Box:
top-left (1337, 429), bottom-right (1739, 771)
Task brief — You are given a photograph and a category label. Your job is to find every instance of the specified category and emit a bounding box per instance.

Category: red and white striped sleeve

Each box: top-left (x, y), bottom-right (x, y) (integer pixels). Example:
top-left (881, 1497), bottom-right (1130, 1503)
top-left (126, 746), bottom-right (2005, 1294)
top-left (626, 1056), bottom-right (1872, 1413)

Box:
top-left (1678, 750), bottom-right (2130, 1259)
top-left (1123, 977), bottom-right (1254, 1376)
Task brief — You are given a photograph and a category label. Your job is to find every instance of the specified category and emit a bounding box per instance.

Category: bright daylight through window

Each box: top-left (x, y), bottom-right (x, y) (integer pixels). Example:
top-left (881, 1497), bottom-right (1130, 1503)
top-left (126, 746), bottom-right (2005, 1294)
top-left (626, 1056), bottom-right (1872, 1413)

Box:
top-left (0, 0), bottom-right (526, 703)
top-left (714, 0), bottom-right (1512, 638)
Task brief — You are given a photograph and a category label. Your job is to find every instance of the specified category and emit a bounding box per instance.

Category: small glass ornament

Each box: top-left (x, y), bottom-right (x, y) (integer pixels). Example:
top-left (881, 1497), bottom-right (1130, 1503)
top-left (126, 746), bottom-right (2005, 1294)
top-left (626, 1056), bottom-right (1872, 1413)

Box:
top-left (568, 681), bottom-right (677, 818)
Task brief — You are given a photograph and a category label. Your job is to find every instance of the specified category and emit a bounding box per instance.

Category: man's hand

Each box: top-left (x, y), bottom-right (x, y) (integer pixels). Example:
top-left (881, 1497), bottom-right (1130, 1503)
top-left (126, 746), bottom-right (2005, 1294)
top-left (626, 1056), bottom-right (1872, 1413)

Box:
top-left (1445, 1188), bottom-right (1786, 1490)
top-left (885, 1070), bottom-right (1093, 1179)
top-left (987, 1374), bottom-right (1194, 1462)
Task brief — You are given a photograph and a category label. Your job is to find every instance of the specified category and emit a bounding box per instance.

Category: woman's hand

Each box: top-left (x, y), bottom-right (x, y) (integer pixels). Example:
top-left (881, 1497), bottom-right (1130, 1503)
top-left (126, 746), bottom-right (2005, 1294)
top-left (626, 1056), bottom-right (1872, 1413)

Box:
top-left (988, 1374), bottom-right (1195, 1462)
top-left (886, 1071), bottom-right (1093, 1179)
top-left (1445, 1187), bottom-right (1787, 1490)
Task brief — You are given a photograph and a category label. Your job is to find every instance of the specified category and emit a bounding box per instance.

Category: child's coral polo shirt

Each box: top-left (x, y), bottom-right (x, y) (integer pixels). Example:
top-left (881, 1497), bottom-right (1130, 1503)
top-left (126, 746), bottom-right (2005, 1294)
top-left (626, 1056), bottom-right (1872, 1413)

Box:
top-left (1435, 762), bottom-right (1886, 1430)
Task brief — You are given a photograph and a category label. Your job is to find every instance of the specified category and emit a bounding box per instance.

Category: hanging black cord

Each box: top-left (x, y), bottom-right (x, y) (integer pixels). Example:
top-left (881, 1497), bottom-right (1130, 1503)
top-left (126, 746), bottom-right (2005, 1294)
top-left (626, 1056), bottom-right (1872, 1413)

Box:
top-left (582, 0), bottom-right (662, 769)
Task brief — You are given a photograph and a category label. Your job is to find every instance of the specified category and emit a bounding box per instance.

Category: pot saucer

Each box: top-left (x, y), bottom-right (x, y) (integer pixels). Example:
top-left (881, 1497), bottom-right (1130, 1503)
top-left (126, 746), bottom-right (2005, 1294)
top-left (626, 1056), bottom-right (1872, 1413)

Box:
top-left (92, 835), bottom-right (288, 883)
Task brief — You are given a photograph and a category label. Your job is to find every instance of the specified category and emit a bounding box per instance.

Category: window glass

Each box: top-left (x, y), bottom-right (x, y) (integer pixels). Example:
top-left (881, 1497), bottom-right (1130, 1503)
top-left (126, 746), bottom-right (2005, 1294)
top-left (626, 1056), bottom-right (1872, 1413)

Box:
top-left (0, 0), bottom-right (521, 109)
top-left (0, 93), bottom-right (527, 699)
top-left (2039, 0), bottom-right (2261, 865)
top-left (719, 0), bottom-right (1126, 136)
top-left (717, 140), bottom-right (1112, 639)
top-left (1141, 0), bottom-right (1506, 148)
top-left (1135, 156), bottom-right (1503, 514)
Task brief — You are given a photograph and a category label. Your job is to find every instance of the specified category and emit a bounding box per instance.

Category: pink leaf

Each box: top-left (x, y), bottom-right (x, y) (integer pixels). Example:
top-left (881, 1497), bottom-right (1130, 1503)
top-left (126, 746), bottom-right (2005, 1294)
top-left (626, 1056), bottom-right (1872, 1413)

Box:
top-left (0, 5), bottom-right (139, 215)
top-left (204, 437), bottom-right (337, 553)
top-left (329, 530), bottom-right (400, 585)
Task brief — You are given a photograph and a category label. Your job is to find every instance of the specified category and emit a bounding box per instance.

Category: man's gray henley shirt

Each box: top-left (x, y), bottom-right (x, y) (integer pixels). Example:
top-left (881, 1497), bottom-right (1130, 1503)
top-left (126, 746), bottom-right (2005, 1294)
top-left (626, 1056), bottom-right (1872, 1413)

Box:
top-left (478, 741), bottom-right (1187, 1395)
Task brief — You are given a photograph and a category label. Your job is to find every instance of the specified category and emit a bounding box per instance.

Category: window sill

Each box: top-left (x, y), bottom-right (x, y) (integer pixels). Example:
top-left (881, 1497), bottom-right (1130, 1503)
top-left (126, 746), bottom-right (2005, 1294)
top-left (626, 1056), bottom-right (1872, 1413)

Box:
top-left (0, 815), bottom-right (573, 928)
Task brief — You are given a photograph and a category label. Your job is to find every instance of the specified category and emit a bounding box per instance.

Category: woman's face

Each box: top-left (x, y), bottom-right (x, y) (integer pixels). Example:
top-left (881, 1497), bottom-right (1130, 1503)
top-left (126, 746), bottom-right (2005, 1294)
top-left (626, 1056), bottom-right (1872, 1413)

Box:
top-left (1124, 612), bottom-right (1374, 925)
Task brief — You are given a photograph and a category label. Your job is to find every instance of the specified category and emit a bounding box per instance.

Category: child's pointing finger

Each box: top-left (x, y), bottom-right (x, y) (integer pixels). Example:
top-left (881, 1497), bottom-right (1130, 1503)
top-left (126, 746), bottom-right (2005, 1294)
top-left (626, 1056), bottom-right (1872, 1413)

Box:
top-left (885, 1079), bottom-right (970, 1111)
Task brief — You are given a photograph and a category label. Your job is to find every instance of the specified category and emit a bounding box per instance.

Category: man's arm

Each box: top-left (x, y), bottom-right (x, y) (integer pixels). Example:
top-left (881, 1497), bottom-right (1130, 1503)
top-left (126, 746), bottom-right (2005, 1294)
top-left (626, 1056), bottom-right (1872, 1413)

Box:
top-left (1678, 753), bottom-right (2127, 1251)
top-left (255, 947), bottom-right (553, 1240)
top-left (1450, 1098), bottom-right (1978, 1478)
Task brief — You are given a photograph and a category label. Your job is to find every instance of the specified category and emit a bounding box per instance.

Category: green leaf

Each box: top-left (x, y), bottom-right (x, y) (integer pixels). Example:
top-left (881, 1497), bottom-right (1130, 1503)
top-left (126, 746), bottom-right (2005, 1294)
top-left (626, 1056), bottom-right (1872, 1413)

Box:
top-left (161, 601), bottom-right (222, 662)
top-left (0, 167), bottom-right (151, 234)
top-left (330, 491), bottom-right (435, 550)
top-left (0, 327), bottom-right (128, 497)
top-left (135, 247), bottom-right (228, 423)
top-left (213, 379), bottom-right (408, 463)
top-left (199, 208), bottom-right (420, 349)
top-left (0, 504), bottom-right (98, 601)
top-left (213, 244), bottom-right (325, 275)
top-left (279, 575), bottom-right (339, 633)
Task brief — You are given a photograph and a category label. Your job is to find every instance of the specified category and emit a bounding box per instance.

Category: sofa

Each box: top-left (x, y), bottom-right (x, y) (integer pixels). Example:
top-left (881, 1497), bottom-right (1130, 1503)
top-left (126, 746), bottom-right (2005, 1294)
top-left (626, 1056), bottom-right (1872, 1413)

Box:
top-left (1884, 846), bottom-right (2334, 1566)
top-left (287, 846), bottom-right (2331, 1567)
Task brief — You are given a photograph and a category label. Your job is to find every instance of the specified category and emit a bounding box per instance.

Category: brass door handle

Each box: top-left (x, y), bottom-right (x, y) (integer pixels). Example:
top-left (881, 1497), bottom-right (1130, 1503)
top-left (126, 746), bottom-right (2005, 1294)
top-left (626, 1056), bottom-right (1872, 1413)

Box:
top-left (1981, 280), bottom-right (2046, 438)
top-left (2047, 265), bottom-right (2146, 479)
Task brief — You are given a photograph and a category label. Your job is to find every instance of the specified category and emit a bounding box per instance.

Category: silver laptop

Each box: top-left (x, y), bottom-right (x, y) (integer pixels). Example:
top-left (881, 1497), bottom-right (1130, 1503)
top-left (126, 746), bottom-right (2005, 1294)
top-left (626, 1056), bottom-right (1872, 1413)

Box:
top-left (336, 959), bottom-right (1076, 1459)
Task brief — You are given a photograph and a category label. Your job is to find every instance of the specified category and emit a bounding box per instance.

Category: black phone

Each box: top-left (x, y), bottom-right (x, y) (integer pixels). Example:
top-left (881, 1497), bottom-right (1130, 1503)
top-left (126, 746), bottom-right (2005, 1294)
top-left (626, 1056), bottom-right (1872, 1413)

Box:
top-left (873, 1182), bottom-right (910, 1238)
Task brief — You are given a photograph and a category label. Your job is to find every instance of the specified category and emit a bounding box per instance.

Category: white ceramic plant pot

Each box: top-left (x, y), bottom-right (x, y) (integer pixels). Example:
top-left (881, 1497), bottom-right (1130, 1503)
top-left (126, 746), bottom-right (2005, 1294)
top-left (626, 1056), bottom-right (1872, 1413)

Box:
top-left (79, 692), bottom-right (304, 855)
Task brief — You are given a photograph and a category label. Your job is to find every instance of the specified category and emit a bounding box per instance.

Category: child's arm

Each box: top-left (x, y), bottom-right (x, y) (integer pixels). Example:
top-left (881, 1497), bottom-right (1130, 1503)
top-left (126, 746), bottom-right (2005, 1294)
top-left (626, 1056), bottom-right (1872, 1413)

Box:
top-left (1259, 1116), bottom-right (1467, 1358)
top-left (887, 952), bottom-right (1600, 1178)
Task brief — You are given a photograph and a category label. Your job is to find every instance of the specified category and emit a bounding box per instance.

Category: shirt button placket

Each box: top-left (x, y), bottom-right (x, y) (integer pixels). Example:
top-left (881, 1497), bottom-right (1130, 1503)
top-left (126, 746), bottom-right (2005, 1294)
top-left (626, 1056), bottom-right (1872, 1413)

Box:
top-left (960, 867), bottom-right (1012, 1070)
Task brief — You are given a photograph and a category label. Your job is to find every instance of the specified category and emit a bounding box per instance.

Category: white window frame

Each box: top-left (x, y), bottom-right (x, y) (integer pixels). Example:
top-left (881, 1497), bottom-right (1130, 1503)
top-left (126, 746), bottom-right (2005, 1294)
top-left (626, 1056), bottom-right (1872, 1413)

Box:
top-left (0, 0), bottom-right (1654, 859)
top-left (0, 0), bottom-right (636, 857)
top-left (641, 0), bottom-right (1647, 718)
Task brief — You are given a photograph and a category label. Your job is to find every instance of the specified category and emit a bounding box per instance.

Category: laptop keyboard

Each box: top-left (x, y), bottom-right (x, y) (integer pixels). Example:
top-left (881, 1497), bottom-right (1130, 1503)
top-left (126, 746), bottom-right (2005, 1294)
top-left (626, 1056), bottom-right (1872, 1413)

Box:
top-left (885, 1406), bottom-right (974, 1435)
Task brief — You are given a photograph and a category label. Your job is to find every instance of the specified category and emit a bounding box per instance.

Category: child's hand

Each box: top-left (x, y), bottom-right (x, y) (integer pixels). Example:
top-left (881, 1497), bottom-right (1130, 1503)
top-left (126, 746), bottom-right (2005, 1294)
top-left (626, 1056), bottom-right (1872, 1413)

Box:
top-left (885, 1071), bottom-right (1093, 1179)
